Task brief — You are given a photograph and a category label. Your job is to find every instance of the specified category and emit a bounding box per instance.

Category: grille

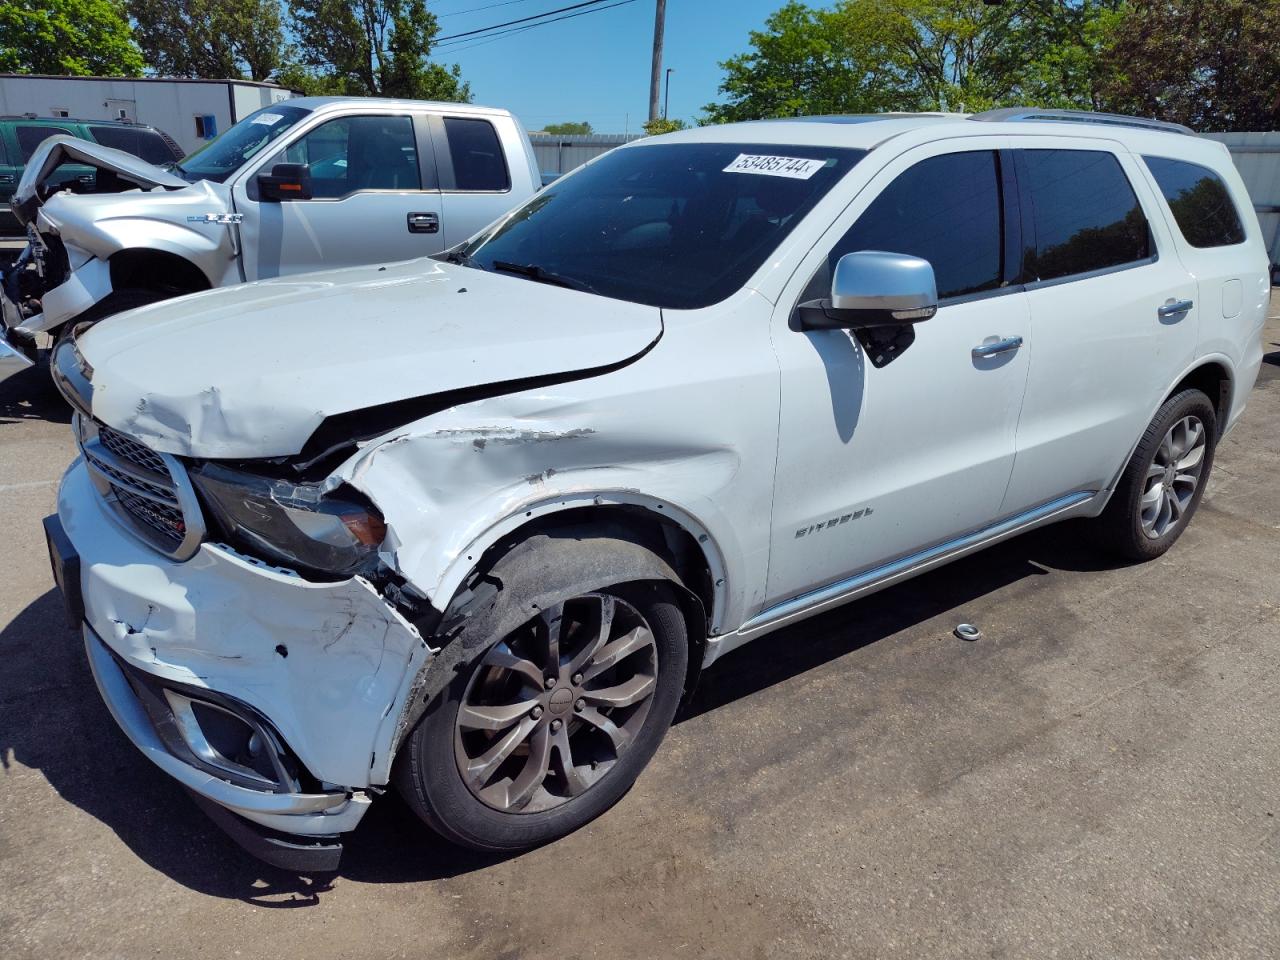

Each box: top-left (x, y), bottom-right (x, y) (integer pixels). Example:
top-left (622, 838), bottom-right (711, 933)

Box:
top-left (98, 425), bottom-right (168, 476)
top-left (77, 417), bottom-right (203, 559)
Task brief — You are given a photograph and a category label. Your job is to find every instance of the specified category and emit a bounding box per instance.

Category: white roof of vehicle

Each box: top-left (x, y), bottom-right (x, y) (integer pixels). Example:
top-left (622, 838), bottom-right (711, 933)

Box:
top-left (634, 111), bottom-right (1222, 161)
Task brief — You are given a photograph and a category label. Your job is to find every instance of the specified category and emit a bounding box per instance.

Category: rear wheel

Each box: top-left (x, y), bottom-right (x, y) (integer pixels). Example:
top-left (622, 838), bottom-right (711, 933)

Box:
top-left (397, 582), bottom-right (687, 852)
top-left (1094, 388), bottom-right (1217, 561)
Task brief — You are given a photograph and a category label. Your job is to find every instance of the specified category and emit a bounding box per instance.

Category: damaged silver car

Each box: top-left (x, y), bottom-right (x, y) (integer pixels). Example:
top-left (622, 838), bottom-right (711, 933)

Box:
top-left (45, 111), bottom-right (1268, 869)
top-left (1, 97), bottom-right (539, 371)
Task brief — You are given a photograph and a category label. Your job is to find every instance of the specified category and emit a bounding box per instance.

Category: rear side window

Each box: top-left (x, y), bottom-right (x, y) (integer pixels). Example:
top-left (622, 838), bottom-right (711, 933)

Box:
top-left (1019, 149), bottom-right (1150, 282)
top-left (831, 150), bottom-right (1004, 300)
top-left (444, 117), bottom-right (510, 191)
top-left (1144, 156), bottom-right (1245, 248)
top-left (16, 125), bottom-right (74, 161)
top-left (88, 126), bottom-right (181, 165)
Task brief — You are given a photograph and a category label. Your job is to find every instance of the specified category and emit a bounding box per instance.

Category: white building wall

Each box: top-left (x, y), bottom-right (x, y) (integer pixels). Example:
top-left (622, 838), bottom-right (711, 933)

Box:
top-left (0, 76), bottom-right (294, 154)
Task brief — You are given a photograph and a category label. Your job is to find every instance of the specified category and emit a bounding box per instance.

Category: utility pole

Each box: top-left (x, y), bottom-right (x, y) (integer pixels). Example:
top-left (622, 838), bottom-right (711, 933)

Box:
top-left (648, 0), bottom-right (666, 123)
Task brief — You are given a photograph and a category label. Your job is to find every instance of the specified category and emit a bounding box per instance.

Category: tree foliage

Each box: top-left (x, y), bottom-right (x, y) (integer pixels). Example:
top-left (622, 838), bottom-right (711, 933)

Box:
top-left (643, 117), bottom-right (688, 135)
top-left (542, 121), bottom-right (594, 135)
top-left (702, 1), bottom-right (1129, 122)
top-left (0, 0), bottom-right (144, 76)
top-left (127, 0), bottom-right (284, 81)
top-left (1099, 0), bottom-right (1280, 131)
top-left (287, 0), bottom-right (470, 100)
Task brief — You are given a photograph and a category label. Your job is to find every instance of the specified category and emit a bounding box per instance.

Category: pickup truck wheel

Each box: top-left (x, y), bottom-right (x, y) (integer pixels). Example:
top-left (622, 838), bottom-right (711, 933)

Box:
top-left (1095, 388), bottom-right (1217, 561)
top-left (396, 583), bottom-right (687, 853)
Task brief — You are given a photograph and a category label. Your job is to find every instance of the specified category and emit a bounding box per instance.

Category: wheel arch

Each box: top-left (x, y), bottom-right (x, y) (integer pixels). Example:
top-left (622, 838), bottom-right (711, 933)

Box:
top-left (108, 248), bottom-right (213, 296)
top-left (1163, 357), bottom-right (1233, 434)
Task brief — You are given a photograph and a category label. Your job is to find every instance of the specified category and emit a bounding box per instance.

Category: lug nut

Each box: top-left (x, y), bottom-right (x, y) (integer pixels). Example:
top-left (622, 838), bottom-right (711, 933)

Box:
top-left (550, 719), bottom-right (563, 732)
top-left (574, 698), bottom-right (585, 712)
top-left (545, 676), bottom-right (557, 689)
top-left (571, 673), bottom-right (583, 685)
top-left (531, 705), bottom-right (543, 719)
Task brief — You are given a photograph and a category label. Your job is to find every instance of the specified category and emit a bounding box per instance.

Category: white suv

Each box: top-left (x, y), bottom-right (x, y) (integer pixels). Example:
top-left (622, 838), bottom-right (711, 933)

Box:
top-left (46, 109), bottom-right (1269, 869)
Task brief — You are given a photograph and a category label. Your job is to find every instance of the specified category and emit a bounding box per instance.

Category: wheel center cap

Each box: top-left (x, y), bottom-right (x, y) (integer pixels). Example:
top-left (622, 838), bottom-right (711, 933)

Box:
top-left (547, 686), bottom-right (574, 715)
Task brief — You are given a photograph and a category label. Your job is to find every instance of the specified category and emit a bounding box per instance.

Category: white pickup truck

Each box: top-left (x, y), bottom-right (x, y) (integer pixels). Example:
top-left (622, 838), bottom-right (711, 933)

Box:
top-left (0, 96), bottom-right (540, 368)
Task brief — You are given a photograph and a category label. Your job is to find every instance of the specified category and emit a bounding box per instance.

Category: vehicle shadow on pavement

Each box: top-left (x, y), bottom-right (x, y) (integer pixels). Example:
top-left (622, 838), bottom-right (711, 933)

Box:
top-left (0, 361), bottom-right (70, 425)
top-left (0, 524), bottom-right (1124, 903)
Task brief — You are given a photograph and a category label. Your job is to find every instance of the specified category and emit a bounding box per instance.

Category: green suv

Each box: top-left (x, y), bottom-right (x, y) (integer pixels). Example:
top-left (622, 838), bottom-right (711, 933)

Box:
top-left (0, 116), bottom-right (182, 236)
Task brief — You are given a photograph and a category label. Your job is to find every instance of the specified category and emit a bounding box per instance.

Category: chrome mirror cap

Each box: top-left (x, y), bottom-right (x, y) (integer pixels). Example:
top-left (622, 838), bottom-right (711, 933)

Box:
top-left (831, 250), bottom-right (938, 318)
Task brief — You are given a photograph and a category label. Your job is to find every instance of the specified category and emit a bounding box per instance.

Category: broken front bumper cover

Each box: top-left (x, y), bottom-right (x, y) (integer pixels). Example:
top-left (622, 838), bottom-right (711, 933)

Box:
top-left (82, 622), bottom-right (367, 870)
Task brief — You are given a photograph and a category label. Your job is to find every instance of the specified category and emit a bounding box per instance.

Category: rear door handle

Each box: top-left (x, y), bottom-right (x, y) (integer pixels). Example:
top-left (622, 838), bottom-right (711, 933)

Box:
top-left (0, 174), bottom-right (13, 185)
top-left (1157, 298), bottom-right (1194, 319)
top-left (972, 335), bottom-right (1024, 359)
top-left (407, 211), bottom-right (439, 234)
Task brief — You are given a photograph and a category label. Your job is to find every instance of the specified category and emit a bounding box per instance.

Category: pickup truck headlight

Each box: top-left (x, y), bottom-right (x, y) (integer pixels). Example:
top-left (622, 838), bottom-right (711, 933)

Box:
top-left (191, 463), bottom-right (385, 576)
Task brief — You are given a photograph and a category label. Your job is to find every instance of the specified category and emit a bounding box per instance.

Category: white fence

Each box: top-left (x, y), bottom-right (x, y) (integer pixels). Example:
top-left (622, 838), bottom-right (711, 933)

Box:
top-left (529, 133), bottom-right (642, 177)
top-left (1204, 132), bottom-right (1280, 268)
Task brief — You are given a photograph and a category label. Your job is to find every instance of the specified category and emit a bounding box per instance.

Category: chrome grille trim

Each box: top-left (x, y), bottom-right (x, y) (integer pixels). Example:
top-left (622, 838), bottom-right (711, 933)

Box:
top-left (75, 415), bottom-right (206, 561)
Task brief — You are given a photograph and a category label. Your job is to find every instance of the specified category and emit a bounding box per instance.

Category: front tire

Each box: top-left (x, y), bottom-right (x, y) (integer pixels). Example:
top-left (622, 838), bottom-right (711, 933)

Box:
top-left (1094, 388), bottom-right (1217, 561)
top-left (396, 582), bottom-right (688, 853)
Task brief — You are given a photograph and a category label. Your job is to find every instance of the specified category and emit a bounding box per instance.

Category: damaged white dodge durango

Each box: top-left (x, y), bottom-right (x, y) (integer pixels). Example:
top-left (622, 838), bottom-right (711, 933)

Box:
top-left (46, 109), bottom-right (1268, 869)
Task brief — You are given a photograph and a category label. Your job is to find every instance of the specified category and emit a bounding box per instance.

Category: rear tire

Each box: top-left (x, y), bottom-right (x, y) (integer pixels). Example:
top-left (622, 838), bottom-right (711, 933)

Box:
top-left (1094, 388), bottom-right (1217, 561)
top-left (396, 580), bottom-right (688, 853)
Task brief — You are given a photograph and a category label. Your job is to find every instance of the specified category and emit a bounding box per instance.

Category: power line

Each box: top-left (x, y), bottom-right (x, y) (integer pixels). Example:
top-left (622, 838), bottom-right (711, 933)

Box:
top-left (434, 0), bottom-right (627, 44)
top-left (433, 0), bottom-right (543, 18)
top-left (434, 0), bottom-right (637, 51)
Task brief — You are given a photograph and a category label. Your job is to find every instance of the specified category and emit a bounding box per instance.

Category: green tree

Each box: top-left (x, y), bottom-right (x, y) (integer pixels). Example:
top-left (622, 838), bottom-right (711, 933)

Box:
top-left (702, 0), bottom-right (1125, 122)
top-left (1099, 0), bottom-right (1280, 131)
top-left (287, 0), bottom-right (470, 100)
top-left (0, 0), bottom-right (143, 76)
top-left (543, 121), bottom-right (594, 135)
top-left (643, 117), bottom-right (688, 135)
top-left (127, 0), bottom-right (284, 81)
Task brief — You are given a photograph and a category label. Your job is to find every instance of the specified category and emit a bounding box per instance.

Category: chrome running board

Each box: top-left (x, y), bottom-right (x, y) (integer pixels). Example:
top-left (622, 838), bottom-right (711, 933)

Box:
top-left (705, 491), bottom-right (1098, 665)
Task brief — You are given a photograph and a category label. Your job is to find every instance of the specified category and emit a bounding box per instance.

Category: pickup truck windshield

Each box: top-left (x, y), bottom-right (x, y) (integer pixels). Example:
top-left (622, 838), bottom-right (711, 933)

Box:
top-left (461, 142), bottom-right (865, 309)
top-left (175, 105), bottom-right (311, 184)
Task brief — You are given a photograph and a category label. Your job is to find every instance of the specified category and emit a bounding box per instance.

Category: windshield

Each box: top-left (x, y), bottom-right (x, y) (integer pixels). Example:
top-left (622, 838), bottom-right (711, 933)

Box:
top-left (461, 142), bottom-right (865, 309)
top-left (174, 105), bottom-right (311, 183)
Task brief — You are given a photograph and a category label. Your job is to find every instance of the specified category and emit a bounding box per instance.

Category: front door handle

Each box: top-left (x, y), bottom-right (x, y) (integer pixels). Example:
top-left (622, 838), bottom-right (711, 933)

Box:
top-left (1157, 298), bottom-right (1194, 319)
top-left (407, 211), bottom-right (439, 234)
top-left (972, 335), bottom-right (1024, 359)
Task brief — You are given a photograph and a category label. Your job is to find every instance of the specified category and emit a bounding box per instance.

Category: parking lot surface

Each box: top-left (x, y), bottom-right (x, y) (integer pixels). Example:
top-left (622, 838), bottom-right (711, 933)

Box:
top-left (2, 304), bottom-right (1278, 960)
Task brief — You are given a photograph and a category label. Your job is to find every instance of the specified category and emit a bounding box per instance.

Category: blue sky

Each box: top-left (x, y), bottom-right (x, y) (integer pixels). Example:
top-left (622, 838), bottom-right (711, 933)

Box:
top-left (428, 0), bottom-right (791, 133)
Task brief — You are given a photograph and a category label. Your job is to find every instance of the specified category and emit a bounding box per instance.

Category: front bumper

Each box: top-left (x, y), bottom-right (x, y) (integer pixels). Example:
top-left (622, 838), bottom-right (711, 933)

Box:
top-left (54, 457), bottom-right (434, 864)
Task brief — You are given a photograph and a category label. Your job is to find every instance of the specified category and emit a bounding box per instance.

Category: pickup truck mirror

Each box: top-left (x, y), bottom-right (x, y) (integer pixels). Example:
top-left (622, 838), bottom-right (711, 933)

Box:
top-left (257, 163), bottom-right (312, 202)
top-left (793, 251), bottom-right (938, 368)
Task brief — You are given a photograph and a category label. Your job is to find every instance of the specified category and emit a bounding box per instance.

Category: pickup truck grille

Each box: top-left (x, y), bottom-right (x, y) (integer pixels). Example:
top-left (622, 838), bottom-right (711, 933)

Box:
top-left (76, 417), bottom-right (205, 560)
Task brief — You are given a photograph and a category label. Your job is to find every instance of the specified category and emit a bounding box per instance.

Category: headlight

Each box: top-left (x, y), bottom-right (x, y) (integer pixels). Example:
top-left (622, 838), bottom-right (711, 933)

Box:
top-left (191, 463), bottom-right (386, 576)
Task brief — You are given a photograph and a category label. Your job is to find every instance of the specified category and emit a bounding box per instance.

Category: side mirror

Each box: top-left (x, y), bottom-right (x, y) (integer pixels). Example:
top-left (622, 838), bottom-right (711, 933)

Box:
top-left (794, 252), bottom-right (938, 368)
top-left (256, 162), bottom-right (312, 202)
top-left (797, 251), bottom-right (938, 331)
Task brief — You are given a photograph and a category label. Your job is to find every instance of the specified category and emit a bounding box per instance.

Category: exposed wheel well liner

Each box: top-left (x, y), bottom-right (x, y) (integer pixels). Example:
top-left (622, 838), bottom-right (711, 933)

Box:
top-left (390, 517), bottom-right (711, 764)
top-left (108, 249), bottom-right (211, 296)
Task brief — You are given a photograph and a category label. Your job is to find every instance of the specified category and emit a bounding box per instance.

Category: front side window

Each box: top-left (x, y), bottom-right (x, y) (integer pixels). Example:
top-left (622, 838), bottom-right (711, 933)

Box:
top-left (16, 124), bottom-right (75, 161)
top-left (1144, 156), bottom-right (1245, 248)
top-left (444, 117), bottom-right (509, 191)
top-left (88, 126), bottom-right (180, 165)
top-left (828, 150), bottom-right (1004, 301)
top-left (1020, 149), bottom-right (1150, 282)
top-left (461, 142), bottom-right (865, 309)
top-left (177, 105), bottom-right (310, 183)
top-left (264, 115), bottom-right (420, 199)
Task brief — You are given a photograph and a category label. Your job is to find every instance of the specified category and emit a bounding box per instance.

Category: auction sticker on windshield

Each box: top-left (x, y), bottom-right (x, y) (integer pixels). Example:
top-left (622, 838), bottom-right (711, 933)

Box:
top-left (723, 154), bottom-right (827, 179)
top-left (252, 113), bottom-right (284, 126)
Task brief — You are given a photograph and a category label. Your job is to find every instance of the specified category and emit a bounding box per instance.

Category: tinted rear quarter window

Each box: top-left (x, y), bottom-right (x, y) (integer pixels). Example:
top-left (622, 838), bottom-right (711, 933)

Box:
top-left (88, 126), bottom-right (180, 165)
top-left (1020, 149), bottom-right (1150, 282)
top-left (1144, 156), bottom-right (1245, 248)
top-left (444, 117), bottom-right (510, 191)
top-left (830, 150), bottom-right (1004, 300)
top-left (16, 125), bottom-right (75, 161)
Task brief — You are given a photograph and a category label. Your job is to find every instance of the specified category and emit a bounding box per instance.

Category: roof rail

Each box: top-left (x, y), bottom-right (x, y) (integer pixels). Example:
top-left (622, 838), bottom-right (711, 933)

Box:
top-left (970, 107), bottom-right (1195, 136)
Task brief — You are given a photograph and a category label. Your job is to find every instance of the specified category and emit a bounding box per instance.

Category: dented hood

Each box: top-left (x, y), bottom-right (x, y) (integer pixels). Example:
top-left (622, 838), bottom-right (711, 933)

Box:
top-left (13, 135), bottom-right (187, 225)
top-left (78, 258), bottom-right (663, 459)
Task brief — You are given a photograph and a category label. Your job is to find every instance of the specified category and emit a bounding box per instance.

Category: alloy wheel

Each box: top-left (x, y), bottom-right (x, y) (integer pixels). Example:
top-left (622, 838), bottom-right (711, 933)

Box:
top-left (1140, 414), bottom-right (1207, 539)
top-left (454, 593), bottom-right (659, 813)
